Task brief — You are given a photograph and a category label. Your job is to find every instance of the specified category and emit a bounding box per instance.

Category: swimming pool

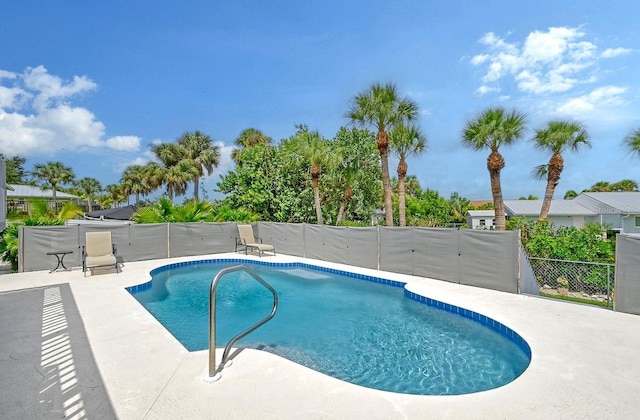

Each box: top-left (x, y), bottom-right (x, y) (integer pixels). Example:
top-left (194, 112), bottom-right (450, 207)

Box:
top-left (128, 259), bottom-right (531, 395)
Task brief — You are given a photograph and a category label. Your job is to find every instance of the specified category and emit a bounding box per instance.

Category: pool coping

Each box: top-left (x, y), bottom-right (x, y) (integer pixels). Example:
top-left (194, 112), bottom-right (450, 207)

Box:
top-left (1, 252), bottom-right (639, 419)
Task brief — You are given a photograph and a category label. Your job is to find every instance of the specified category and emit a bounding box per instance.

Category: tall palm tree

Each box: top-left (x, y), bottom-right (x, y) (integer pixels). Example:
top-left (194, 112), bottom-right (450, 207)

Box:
top-left (31, 161), bottom-right (75, 201)
top-left (390, 124), bottom-right (427, 227)
top-left (289, 127), bottom-right (338, 225)
top-left (624, 128), bottom-right (640, 159)
top-left (462, 107), bottom-right (527, 231)
top-left (121, 165), bottom-right (150, 206)
top-left (347, 82), bottom-right (419, 226)
top-left (177, 131), bottom-right (220, 201)
top-left (75, 177), bottom-right (102, 212)
top-left (232, 128), bottom-right (272, 163)
top-left (531, 120), bottom-right (590, 220)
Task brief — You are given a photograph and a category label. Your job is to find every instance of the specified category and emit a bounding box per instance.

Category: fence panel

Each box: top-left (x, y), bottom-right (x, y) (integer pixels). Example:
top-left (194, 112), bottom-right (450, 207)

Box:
top-left (379, 227), bottom-right (414, 275)
top-left (411, 228), bottom-right (459, 283)
top-left (615, 234), bottom-right (640, 314)
top-left (169, 223), bottom-right (237, 257)
top-left (459, 230), bottom-right (519, 293)
top-left (257, 222), bottom-right (305, 257)
top-left (21, 225), bottom-right (81, 271)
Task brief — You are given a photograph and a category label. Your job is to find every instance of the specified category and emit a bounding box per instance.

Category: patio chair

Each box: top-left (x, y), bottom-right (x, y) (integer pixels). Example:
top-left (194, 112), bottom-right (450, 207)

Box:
top-left (82, 231), bottom-right (119, 276)
top-left (235, 224), bottom-right (276, 257)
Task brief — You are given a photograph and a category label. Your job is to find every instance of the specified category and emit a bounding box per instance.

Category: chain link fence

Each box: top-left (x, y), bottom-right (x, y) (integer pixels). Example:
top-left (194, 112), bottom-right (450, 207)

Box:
top-left (529, 257), bottom-right (614, 307)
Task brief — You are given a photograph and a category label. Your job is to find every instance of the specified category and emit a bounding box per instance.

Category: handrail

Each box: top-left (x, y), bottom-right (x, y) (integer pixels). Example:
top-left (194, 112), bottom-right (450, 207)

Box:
top-left (207, 264), bottom-right (278, 380)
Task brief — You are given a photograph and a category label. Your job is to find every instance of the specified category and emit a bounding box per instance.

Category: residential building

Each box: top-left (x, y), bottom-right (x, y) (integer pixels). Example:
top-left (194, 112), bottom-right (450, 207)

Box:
top-left (7, 184), bottom-right (80, 216)
top-left (465, 192), bottom-right (640, 234)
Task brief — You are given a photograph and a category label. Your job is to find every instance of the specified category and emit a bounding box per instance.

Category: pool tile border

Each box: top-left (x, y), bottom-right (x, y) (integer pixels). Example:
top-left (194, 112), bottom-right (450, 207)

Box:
top-left (127, 258), bottom-right (531, 360)
top-left (405, 289), bottom-right (532, 359)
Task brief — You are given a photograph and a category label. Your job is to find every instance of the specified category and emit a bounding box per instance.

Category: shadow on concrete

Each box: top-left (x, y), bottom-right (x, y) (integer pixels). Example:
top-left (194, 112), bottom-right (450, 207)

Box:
top-left (0, 283), bottom-right (116, 419)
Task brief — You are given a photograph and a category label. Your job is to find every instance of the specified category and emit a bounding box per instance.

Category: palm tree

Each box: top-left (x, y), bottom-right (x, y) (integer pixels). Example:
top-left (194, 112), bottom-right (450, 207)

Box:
top-left (289, 126), bottom-right (338, 225)
top-left (587, 181), bottom-right (611, 192)
top-left (347, 82), bottom-right (419, 226)
top-left (624, 128), bottom-right (640, 159)
top-left (335, 165), bottom-right (357, 226)
top-left (390, 124), bottom-right (426, 226)
top-left (232, 128), bottom-right (272, 163)
top-left (609, 179), bottom-right (639, 192)
top-left (564, 190), bottom-right (578, 199)
top-left (531, 120), bottom-right (590, 220)
top-left (75, 177), bottom-right (102, 212)
top-left (150, 142), bottom-right (198, 202)
top-left (121, 165), bottom-right (150, 206)
top-left (31, 161), bottom-right (75, 201)
top-left (462, 107), bottom-right (528, 231)
top-left (177, 130), bottom-right (220, 201)
top-left (105, 184), bottom-right (128, 207)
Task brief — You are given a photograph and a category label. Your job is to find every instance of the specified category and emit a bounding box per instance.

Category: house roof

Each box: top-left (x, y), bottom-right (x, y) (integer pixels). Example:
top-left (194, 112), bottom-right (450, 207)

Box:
top-left (85, 205), bottom-right (135, 221)
top-left (8, 184), bottom-right (78, 199)
top-left (578, 192), bottom-right (640, 213)
top-left (504, 199), bottom-right (597, 216)
top-left (467, 210), bottom-right (495, 217)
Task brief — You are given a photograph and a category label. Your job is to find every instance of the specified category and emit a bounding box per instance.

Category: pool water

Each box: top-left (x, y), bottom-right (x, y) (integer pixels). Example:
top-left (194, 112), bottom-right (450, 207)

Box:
top-left (128, 260), bottom-right (530, 395)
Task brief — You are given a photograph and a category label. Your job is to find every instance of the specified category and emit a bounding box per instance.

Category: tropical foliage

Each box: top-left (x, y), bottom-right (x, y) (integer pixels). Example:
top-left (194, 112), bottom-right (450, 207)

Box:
top-left (510, 219), bottom-right (614, 264)
top-left (624, 127), bottom-right (640, 159)
top-left (1, 154), bottom-right (27, 183)
top-left (132, 198), bottom-right (258, 223)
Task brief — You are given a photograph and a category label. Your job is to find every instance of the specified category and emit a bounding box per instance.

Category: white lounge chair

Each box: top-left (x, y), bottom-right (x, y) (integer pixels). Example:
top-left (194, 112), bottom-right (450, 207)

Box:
top-left (235, 224), bottom-right (275, 257)
top-left (82, 231), bottom-right (119, 276)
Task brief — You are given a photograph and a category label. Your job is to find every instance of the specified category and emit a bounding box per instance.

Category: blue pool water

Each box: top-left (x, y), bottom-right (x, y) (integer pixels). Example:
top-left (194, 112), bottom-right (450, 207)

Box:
top-left (128, 259), bottom-right (531, 395)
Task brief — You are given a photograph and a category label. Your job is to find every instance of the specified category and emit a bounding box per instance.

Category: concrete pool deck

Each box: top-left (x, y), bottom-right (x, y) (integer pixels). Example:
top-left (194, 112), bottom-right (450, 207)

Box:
top-left (1, 252), bottom-right (639, 419)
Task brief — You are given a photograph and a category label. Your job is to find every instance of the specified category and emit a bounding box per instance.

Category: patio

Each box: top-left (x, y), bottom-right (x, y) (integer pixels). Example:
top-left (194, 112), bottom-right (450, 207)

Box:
top-left (1, 253), bottom-right (639, 419)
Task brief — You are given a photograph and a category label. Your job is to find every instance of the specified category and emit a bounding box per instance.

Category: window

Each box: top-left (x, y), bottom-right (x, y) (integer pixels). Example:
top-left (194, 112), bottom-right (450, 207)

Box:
top-left (635, 216), bottom-right (640, 227)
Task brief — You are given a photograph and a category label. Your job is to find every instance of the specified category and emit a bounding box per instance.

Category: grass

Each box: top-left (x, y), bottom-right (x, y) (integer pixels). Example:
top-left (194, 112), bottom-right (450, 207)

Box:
top-left (540, 291), bottom-right (610, 308)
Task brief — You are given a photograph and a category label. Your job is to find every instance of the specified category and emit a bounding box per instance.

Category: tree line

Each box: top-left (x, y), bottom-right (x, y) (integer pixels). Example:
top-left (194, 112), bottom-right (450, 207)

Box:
top-left (3, 81), bottom-right (640, 228)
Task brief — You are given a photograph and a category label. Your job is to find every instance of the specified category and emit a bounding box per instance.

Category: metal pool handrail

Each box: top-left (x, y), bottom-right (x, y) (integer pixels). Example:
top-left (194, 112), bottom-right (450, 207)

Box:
top-left (207, 264), bottom-right (279, 380)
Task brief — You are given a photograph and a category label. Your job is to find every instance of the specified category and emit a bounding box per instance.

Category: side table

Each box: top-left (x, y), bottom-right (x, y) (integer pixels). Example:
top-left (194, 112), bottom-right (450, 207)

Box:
top-left (47, 250), bottom-right (73, 273)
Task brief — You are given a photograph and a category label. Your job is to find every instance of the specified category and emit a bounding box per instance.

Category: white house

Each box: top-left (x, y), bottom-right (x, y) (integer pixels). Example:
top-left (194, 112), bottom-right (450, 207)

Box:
top-left (466, 192), bottom-right (640, 234)
top-left (466, 210), bottom-right (496, 229)
top-left (503, 199), bottom-right (598, 228)
top-left (7, 184), bottom-right (79, 216)
top-left (572, 192), bottom-right (640, 233)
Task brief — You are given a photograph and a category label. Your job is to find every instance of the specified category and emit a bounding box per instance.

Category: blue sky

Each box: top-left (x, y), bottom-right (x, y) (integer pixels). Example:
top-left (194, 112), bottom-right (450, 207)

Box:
top-left (1, 1), bottom-right (639, 202)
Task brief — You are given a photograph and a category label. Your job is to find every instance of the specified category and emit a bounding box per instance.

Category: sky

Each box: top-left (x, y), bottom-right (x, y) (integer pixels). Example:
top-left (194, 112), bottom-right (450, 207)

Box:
top-left (1, 0), bottom-right (639, 202)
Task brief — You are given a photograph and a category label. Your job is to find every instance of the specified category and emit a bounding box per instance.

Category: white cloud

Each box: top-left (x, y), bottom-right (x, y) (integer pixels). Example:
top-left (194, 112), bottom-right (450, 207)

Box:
top-left (114, 156), bottom-right (150, 173)
top-left (470, 54), bottom-right (489, 66)
top-left (556, 85), bottom-right (628, 116)
top-left (470, 26), bottom-right (630, 96)
top-left (0, 65), bottom-right (141, 157)
top-left (23, 65), bottom-right (97, 111)
top-left (600, 47), bottom-right (633, 58)
top-left (0, 86), bottom-right (30, 109)
top-left (214, 141), bottom-right (235, 176)
top-left (0, 70), bottom-right (16, 80)
top-left (106, 135), bottom-right (141, 152)
top-left (475, 85), bottom-right (500, 96)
